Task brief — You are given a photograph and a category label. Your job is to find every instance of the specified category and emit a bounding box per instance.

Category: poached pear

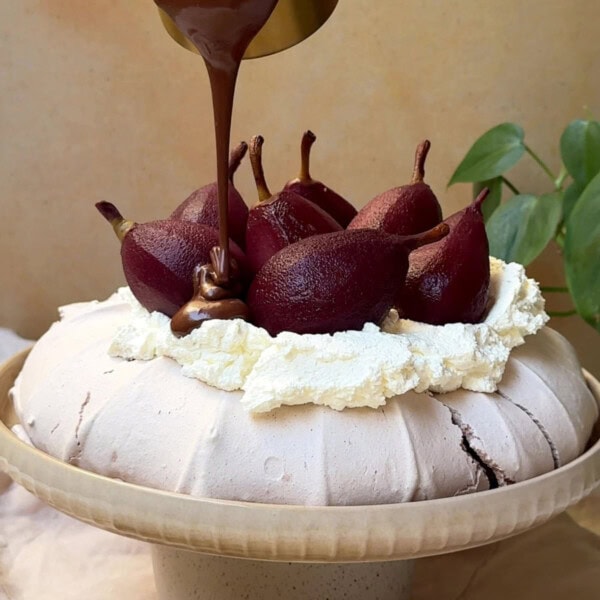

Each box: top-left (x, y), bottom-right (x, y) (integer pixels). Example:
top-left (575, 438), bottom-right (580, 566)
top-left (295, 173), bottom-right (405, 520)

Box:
top-left (283, 130), bottom-right (357, 227)
top-left (96, 201), bottom-right (246, 317)
top-left (348, 140), bottom-right (442, 235)
top-left (170, 141), bottom-right (249, 249)
top-left (396, 189), bottom-right (490, 325)
top-left (245, 135), bottom-right (342, 274)
top-left (247, 223), bottom-right (448, 336)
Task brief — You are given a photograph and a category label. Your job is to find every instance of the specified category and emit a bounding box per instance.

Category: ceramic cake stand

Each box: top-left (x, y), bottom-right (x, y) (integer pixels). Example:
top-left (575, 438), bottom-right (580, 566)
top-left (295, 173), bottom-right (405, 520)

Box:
top-left (1, 351), bottom-right (599, 600)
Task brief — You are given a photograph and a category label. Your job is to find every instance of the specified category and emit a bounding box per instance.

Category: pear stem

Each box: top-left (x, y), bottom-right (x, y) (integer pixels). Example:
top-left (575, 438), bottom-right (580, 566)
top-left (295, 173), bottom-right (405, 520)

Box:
top-left (402, 222), bottom-right (449, 253)
top-left (411, 140), bottom-right (431, 183)
top-left (473, 187), bottom-right (491, 212)
top-left (95, 201), bottom-right (134, 242)
top-left (299, 130), bottom-right (316, 182)
top-left (249, 135), bottom-right (272, 203)
top-left (228, 141), bottom-right (248, 182)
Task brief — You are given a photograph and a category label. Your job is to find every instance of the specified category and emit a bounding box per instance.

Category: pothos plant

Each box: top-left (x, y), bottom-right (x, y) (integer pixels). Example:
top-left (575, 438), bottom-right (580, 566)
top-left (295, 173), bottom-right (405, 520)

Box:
top-left (449, 120), bottom-right (600, 332)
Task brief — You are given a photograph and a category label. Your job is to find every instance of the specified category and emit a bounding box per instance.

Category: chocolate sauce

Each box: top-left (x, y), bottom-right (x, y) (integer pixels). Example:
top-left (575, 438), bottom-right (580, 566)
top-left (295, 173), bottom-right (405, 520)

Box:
top-left (170, 259), bottom-right (250, 337)
top-left (154, 0), bottom-right (278, 284)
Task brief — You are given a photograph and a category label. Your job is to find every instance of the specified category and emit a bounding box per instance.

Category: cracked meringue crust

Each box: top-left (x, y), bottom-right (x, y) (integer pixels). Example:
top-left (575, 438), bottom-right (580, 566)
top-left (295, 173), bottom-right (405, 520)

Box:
top-left (9, 298), bottom-right (598, 505)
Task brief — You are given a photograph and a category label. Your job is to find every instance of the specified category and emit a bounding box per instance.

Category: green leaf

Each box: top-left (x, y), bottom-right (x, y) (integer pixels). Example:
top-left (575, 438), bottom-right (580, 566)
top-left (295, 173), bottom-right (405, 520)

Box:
top-left (486, 192), bottom-right (562, 266)
top-left (473, 178), bottom-right (502, 222)
top-left (564, 172), bottom-right (600, 331)
top-left (562, 180), bottom-right (584, 221)
top-left (449, 123), bottom-right (525, 185)
top-left (560, 120), bottom-right (600, 186)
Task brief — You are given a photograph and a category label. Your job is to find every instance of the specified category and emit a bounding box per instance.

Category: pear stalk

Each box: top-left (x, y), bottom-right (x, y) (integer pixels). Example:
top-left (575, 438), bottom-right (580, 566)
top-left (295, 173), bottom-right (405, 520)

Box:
top-left (411, 140), bottom-right (431, 184)
top-left (299, 130), bottom-right (317, 181)
top-left (249, 135), bottom-right (272, 203)
top-left (402, 222), bottom-right (449, 253)
top-left (228, 141), bottom-right (248, 181)
top-left (472, 187), bottom-right (490, 209)
top-left (95, 201), bottom-right (135, 242)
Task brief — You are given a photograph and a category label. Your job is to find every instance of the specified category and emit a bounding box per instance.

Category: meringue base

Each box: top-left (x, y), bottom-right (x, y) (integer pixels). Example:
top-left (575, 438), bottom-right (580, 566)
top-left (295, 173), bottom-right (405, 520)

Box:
top-left (9, 292), bottom-right (598, 504)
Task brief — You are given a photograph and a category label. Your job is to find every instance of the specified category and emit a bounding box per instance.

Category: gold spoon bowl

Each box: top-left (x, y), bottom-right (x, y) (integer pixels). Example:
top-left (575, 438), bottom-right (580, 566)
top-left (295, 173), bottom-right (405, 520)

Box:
top-left (158, 0), bottom-right (339, 59)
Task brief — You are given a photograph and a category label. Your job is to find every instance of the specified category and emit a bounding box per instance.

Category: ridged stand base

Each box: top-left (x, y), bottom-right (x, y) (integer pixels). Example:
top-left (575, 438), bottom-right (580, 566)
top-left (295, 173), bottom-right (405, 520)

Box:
top-left (151, 545), bottom-right (415, 600)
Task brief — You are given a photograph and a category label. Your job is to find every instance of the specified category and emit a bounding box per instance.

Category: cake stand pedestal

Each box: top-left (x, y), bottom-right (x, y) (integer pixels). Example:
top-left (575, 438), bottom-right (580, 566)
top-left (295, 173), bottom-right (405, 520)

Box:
top-left (152, 548), bottom-right (414, 600)
top-left (1, 351), bottom-right (599, 600)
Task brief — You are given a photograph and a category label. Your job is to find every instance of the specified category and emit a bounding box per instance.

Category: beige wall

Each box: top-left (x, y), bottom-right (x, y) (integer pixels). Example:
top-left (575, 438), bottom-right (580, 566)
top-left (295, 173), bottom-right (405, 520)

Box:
top-left (1, 0), bottom-right (598, 373)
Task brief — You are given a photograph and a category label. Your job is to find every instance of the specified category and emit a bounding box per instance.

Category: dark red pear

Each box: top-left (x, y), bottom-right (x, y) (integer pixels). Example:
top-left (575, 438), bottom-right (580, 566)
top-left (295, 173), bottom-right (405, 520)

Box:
top-left (396, 189), bottom-right (491, 325)
top-left (283, 130), bottom-right (357, 227)
top-left (348, 140), bottom-right (442, 235)
top-left (245, 135), bottom-right (342, 274)
top-left (247, 223), bottom-right (449, 336)
top-left (96, 201), bottom-right (247, 317)
top-left (170, 141), bottom-right (249, 249)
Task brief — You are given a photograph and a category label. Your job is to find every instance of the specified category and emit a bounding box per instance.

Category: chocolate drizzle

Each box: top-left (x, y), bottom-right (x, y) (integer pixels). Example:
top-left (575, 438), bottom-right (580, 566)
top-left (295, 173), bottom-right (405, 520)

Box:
top-left (154, 0), bottom-right (279, 333)
top-left (171, 251), bottom-right (249, 337)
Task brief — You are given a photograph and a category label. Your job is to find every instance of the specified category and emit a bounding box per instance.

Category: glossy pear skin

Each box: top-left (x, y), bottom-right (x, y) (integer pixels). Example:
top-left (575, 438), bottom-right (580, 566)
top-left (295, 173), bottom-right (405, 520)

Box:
top-left (246, 191), bottom-right (342, 273)
top-left (396, 191), bottom-right (490, 324)
top-left (247, 225), bottom-right (448, 336)
top-left (170, 142), bottom-right (249, 248)
top-left (246, 134), bottom-right (341, 274)
top-left (348, 140), bottom-right (442, 235)
top-left (96, 202), bottom-right (246, 317)
top-left (284, 131), bottom-right (357, 227)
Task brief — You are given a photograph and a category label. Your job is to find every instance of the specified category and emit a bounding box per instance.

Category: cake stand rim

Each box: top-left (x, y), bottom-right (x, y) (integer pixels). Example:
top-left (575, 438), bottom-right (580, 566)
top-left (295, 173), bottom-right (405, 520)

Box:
top-left (1, 349), bottom-right (599, 562)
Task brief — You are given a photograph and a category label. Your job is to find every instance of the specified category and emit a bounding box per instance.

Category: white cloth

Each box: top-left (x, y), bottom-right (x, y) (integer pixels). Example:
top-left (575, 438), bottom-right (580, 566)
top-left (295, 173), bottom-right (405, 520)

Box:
top-left (0, 482), bottom-right (156, 600)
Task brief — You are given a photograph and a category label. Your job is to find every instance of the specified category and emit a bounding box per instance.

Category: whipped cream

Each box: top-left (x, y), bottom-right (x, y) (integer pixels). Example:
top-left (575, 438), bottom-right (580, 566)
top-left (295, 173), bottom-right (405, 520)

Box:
top-left (109, 258), bottom-right (548, 413)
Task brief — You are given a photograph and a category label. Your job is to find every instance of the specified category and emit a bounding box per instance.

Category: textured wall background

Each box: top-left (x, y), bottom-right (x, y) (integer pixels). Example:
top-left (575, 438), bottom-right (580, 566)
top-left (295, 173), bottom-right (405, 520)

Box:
top-left (0, 0), bottom-right (598, 372)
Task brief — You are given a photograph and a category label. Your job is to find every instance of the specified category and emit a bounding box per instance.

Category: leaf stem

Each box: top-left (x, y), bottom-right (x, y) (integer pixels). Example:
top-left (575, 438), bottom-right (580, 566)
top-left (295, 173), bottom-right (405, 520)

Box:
top-left (541, 286), bottom-right (569, 293)
top-left (548, 309), bottom-right (577, 318)
top-left (554, 165), bottom-right (568, 190)
top-left (524, 144), bottom-right (557, 184)
top-left (500, 176), bottom-right (520, 195)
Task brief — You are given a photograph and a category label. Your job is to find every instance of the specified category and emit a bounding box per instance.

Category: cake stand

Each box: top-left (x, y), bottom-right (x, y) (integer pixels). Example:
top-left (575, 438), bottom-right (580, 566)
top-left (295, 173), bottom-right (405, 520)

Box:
top-left (1, 351), bottom-right (599, 600)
